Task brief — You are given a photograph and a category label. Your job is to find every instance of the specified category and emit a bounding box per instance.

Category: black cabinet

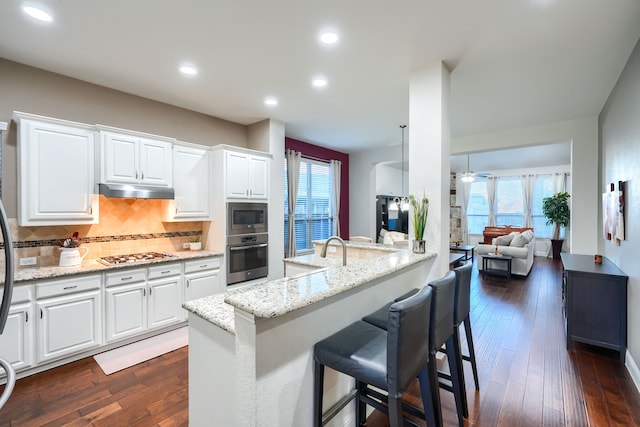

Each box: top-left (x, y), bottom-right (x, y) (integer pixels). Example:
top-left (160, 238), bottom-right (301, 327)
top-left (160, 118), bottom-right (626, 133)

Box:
top-left (375, 195), bottom-right (408, 239)
top-left (561, 253), bottom-right (628, 362)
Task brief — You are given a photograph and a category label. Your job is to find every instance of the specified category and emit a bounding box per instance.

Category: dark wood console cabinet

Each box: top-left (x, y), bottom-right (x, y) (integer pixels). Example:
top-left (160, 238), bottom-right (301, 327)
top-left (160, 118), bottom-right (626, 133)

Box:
top-left (561, 253), bottom-right (628, 362)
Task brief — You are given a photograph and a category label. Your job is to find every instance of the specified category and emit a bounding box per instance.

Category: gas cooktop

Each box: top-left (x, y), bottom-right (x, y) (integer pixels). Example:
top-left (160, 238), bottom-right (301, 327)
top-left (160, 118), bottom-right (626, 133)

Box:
top-left (98, 252), bottom-right (176, 266)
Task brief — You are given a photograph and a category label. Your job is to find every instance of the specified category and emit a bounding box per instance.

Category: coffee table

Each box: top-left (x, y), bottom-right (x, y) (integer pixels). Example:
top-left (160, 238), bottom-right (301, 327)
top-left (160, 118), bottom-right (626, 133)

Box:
top-left (450, 244), bottom-right (475, 262)
top-left (481, 254), bottom-right (513, 280)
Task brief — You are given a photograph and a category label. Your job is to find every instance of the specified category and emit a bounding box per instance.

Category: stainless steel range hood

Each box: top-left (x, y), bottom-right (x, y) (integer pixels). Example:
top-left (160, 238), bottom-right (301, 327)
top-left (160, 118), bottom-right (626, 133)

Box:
top-left (98, 183), bottom-right (175, 199)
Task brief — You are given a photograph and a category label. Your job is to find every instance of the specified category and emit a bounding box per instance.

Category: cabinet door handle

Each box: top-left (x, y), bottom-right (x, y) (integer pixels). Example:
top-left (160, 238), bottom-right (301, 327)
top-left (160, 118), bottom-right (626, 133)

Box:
top-left (141, 171), bottom-right (144, 180)
top-left (186, 279), bottom-right (190, 288)
top-left (135, 171), bottom-right (138, 180)
top-left (89, 206), bottom-right (93, 215)
top-left (25, 312), bottom-right (28, 322)
top-left (161, 270), bottom-right (171, 275)
top-left (200, 264), bottom-right (209, 269)
top-left (149, 287), bottom-right (152, 295)
top-left (40, 309), bottom-right (43, 319)
top-left (143, 288), bottom-right (146, 297)
top-left (63, 285), bottom-right (78, 290)
top-left (121, 277), bottom-right (133, 281)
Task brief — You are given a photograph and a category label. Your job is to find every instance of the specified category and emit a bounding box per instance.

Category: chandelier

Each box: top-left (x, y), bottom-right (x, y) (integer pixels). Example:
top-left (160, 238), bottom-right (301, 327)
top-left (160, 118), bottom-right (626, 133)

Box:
top-left (392, 125), bottom-right (409, 211)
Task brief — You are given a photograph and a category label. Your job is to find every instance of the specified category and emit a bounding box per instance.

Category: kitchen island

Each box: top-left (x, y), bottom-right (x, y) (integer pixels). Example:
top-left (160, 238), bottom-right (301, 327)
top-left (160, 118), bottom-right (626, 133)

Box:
top-left (183, 242), bottom-right (437, 427)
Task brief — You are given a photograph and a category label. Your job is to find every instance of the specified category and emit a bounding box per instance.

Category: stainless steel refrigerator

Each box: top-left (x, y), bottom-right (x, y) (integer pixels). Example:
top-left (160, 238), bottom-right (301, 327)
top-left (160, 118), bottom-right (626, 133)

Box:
top-left (0, 122), bottom-right (16, 409)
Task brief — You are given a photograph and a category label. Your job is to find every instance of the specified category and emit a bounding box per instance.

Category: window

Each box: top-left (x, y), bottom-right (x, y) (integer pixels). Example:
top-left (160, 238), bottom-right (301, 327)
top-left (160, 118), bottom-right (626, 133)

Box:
top-left (531, 174), bottom-right (562, 238)
top-left (466, 181), bottom-right (489, 234)
top-left (495, 177), bottom-right (524, 226)
top-left (464, 172), bottom-right (568, 238)
top-left (284, 158), bottom-right (333, 254)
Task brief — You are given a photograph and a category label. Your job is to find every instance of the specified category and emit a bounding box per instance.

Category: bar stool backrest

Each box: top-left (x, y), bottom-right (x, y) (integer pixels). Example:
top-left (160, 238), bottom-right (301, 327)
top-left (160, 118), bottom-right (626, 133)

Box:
top-left (386, 285), bottom-right (432, 396)
top-left (428, 271), bottom-right (456, 351)
top-left (453, 261), bottom-right (473, 325)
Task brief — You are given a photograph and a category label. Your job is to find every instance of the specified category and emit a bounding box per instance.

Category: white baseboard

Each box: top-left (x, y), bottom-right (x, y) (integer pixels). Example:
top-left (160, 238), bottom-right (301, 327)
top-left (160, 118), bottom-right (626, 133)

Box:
top-left (626, 350), bottom-right (640, 394)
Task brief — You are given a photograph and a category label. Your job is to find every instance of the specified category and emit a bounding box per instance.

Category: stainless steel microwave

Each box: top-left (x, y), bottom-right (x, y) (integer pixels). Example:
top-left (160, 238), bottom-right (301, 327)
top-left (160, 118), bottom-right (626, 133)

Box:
top-left (227, 202), bottom-right (268, 235)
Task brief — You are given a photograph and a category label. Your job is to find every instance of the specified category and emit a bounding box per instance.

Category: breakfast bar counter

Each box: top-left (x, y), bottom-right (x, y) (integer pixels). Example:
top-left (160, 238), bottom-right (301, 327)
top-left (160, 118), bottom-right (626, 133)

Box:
top-left (184, 243), bottom-right (437, 427)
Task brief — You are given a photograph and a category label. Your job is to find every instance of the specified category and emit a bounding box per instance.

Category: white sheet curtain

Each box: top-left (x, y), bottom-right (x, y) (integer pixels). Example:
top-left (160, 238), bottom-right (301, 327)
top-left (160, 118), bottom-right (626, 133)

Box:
top-left (486, 177), bottom-right (497, 226)
top-left (286, 149), bottom-right (301, 257)
top-left (460, 179), bottom-right (472, 243)
top-left (330, 160), bottom-right (341, 236)
top-left (554, 172), bottom-right (568, 193)
top-left (521, 174), bottom-right (535, 227)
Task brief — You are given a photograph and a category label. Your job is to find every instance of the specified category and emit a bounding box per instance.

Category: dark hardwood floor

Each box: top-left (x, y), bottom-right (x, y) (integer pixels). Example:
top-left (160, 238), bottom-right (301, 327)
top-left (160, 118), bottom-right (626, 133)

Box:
top-left (1, 257), bottom-right (639, 426)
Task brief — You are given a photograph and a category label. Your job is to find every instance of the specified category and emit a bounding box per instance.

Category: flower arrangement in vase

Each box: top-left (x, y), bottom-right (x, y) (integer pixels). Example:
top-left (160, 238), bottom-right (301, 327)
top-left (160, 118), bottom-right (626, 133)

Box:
top-left (409, 193), bottom-right (429, 253)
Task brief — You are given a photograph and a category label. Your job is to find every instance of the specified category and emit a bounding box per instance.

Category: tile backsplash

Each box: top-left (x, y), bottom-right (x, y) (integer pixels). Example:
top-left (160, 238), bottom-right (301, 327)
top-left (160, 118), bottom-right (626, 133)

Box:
top-left (9, 196), bottom-right (205, 268)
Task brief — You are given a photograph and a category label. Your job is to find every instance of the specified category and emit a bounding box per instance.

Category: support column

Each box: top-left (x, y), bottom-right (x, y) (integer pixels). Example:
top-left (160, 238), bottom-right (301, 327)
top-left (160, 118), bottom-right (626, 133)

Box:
top-left (409, 62), bottom-right (451, 278)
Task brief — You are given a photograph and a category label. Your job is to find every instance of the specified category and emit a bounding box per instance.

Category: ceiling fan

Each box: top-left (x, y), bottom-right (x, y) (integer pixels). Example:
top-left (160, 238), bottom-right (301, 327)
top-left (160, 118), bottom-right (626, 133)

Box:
top-left (459, 154), bottom-right (491, 182)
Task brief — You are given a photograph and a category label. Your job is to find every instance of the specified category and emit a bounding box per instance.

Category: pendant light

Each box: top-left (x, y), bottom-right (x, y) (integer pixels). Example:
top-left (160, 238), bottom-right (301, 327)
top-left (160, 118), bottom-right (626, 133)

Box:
top-left (392, 125), bottom-right (409, 211)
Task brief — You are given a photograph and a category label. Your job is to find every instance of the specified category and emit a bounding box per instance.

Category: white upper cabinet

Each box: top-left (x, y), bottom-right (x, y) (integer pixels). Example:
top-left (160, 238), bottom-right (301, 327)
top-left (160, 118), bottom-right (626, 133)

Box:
top-left (99, 127), bottom-right (174, 187)
top-left (224, 150), bottom-right (269, 200)
top-left (164, 143), bottom-right (211, 221)
top-left (14, 112), bottom-right (98, 226)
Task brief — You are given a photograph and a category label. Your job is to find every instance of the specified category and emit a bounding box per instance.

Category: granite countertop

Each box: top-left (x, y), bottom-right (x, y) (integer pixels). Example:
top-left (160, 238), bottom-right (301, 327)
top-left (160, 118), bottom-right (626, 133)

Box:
top-left (183, 293), bottom-right (235, 335)
top-left (14, 250), bottom-right (224, 283)
top-left (226, 247), bottom-right (436, 319)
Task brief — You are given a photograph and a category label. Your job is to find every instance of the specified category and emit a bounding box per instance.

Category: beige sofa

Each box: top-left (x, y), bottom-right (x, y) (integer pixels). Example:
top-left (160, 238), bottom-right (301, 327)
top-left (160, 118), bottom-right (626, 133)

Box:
top-left (476, 229), bottom-right (535, 276)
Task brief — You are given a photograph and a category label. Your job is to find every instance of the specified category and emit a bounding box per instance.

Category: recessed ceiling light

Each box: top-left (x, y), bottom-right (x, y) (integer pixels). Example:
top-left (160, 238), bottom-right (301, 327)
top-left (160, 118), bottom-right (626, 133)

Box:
top-left (179, 65), bottom-right (198, 76)
top-left (320, 32), bottom-right (338, 45)
top-left (312, 77), bottom-right (328, 88)
top-left (264, 97), bottom-right (278, 106)
top-left (23, 5), bottom-right (53, 22)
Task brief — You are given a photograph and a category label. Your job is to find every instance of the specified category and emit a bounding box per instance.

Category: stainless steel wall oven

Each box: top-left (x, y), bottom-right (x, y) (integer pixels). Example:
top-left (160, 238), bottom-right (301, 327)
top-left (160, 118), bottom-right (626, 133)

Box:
top-left (226, 233), bottom-right (268, 285)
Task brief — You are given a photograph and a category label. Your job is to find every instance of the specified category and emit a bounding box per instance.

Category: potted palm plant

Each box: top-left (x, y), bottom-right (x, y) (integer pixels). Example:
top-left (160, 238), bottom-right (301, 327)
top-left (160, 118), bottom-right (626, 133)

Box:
top-left (409, 193), bottom-right (429, 253)
top-left (542, 191), bottom-right (570, 260)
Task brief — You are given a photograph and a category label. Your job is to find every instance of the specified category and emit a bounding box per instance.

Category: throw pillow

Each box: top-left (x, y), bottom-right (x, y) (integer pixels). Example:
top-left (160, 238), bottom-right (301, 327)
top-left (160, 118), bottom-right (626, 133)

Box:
top-left (510, 234), bottom-right (528, 247)
top-left (495, 234), bottom-right (514, 246)
top-left (521, 229), bottom-right (535, 242)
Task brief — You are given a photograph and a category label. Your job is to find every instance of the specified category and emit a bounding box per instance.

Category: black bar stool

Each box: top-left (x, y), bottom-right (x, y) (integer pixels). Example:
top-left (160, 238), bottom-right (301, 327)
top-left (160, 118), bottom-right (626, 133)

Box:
top-left (363, 271), bottom-right (464, 427)
top-left (453, 261), bottom-right (479, 391)
top-left (313, 286), bottom-right (435, 427)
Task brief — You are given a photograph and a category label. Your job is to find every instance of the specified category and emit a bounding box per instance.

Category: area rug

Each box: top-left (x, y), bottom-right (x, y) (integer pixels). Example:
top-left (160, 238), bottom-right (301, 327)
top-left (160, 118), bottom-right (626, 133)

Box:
top-left (93, 326), bottom-right (188, 375)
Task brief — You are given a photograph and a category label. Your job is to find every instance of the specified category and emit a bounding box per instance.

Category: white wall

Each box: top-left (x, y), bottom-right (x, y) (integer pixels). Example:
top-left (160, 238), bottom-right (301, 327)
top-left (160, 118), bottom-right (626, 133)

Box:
top-left (374, 163), bottom-right (403, 196)
top-left (453, 116), bottom-right (600, 255)
top-left (248, 119), bottom-right (285, 281)
top-left (350, 146), bottom-right (403, 240)
top-left (599, 37), bottom-right (640, 387)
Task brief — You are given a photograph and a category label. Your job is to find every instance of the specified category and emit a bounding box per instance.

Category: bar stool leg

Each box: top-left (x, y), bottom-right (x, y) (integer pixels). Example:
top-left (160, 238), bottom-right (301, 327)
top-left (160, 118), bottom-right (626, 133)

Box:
top-left (417, 366), bottom-right (438, 427)
top-left (446, 336), bottom-right (465, 427)
top-left (313, 360), bottom-right (324, 427)
top-left (463, 315), bottom-right (480, 390)
top-left (355, 381), bottom-right (367, 426)
top-left (427, 354), bottom-right (444, 427)
top-left (452, 326), bottom-right (469, 417)
top-left (388, 394), bottom-right (403, 427)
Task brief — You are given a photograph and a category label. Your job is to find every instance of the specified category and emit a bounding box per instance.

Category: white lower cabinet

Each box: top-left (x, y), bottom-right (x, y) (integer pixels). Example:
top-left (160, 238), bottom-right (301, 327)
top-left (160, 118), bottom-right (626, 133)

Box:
top-left (105, 264), bottom-right (182, 343)
top-left (35, 275), bottom-right (102, 364)
top-left (0, 285), bottom-right (35, 374)
top-left (5, 256), bottom-right (222, 377)
top-left (184, 257), bottom-right (223, 301)
top-left (105, 281), bottom-right (147, 342)
top-left (148, 265), bottom-right (183, 327)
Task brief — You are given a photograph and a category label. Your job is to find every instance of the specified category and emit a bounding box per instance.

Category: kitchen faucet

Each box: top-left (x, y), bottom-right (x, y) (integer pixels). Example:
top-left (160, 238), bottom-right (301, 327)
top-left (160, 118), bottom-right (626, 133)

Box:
top-left (320, 235), bottom-right (347, 266)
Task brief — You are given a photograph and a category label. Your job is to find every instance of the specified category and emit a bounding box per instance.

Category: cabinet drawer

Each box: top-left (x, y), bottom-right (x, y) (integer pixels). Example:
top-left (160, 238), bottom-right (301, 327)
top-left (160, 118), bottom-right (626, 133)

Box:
top-left (2, 284), bottom-right (33, 304)
top-left (184, 257), bottom-right (221, 273)
top-left (105, 268), bottom-right (146, 287)
top-left (148, 263), bottom-right (181, 279)
top-left (36, 275), bottom-right (101, 299)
